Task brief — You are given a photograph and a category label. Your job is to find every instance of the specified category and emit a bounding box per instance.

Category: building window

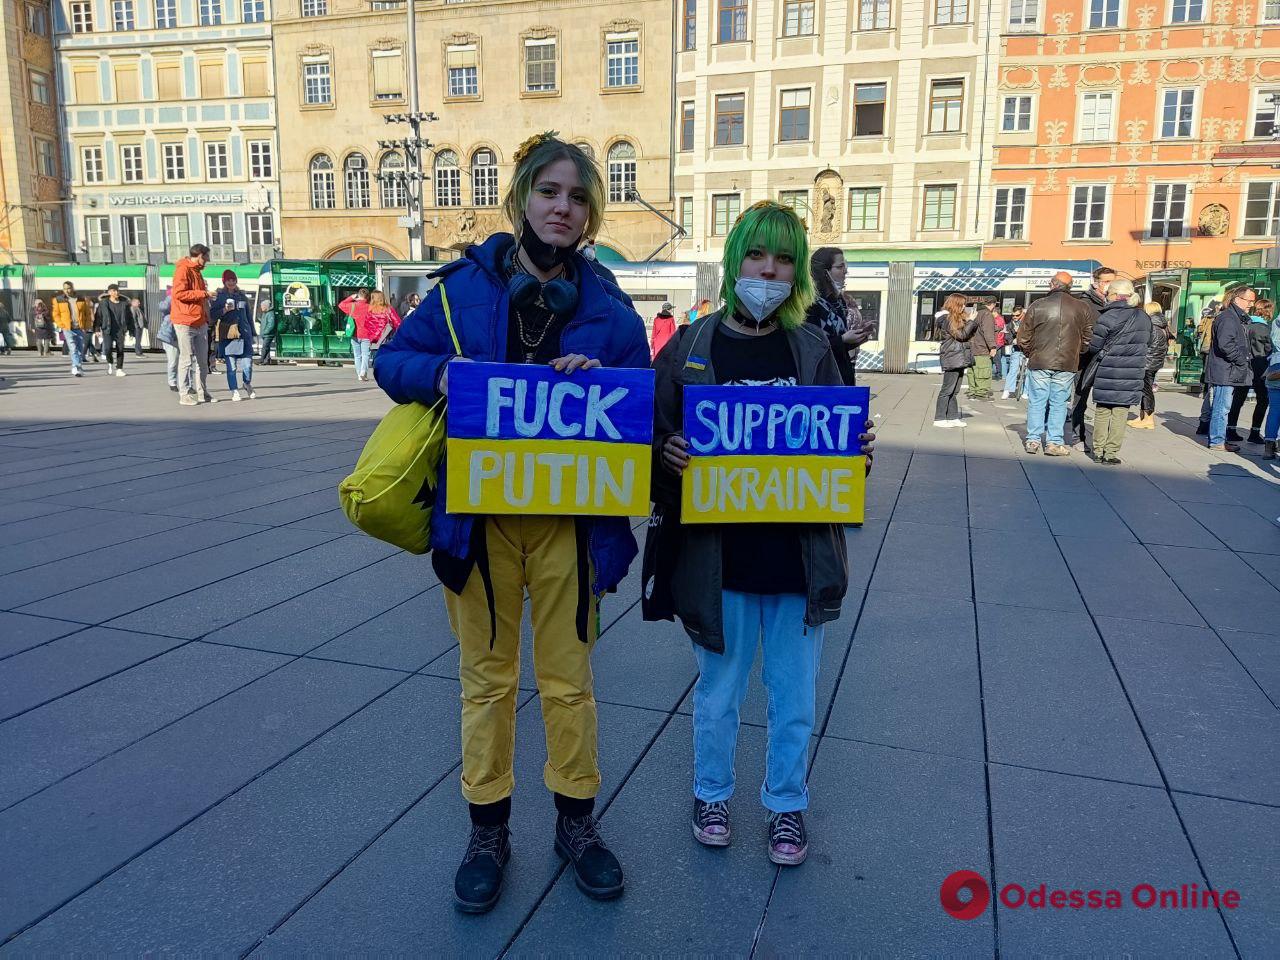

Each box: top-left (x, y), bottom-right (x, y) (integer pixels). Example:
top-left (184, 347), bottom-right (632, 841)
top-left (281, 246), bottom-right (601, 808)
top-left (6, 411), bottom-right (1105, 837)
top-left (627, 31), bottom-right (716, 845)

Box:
top-left (679, 196), bottom-right (694, 235)
top-left (1001, 95), bottom-right (1032, 132)
top-left (344, 153), bottom-right (370, 208)
top-left (472, 149), bottom-right (498, 206)
top-left (248, 140), bottom-right (273, 178)
top-left (42, 210), bottom-right (63, 245)
top-left (928, 79), bottom-right (964, 133)
top-left (112, 0), bottom-right (135, 29)
top-left (1244, 181), bottom-right (1280, 237)
top-left (206, 213), bottom-right (233, 262)
top-left (718, 0), bottom-right (747, 42)
top-left (1088, 0), bottom-right (1119, 28)
top-left (434, 150), bottom-right (461, 206)
top-left (921, 184), bottom-right (957, 230)
top-left (1007, 0), bottom-right (1038, 28)
top-left (682, 0), bottom-right (696, 49)
top-left (778, 88), bottom-right (811, 142)
top-left (714, 93), bottom-right (745, 145)
top-left (607, 141), bottom-right (637, 203)
top-left (680, 101), bottom-right (695, 151)
top-left (1160, 88), bottom-right (1195, 138)
top-left (85, 216), bottom-right (111, 261)
top-left (606, 33), bottom-right (640, 88)
top-left (849, 186), bottom-right (881, 230)
top-left (1080, 91), bottom-right (1115, 142)
top-left (162, 215), bottom-right (189, 260)
top-left (121, 215), bottom-right (147, 261)
top-left (247, 213), bottom-right (274, 259)
top-left (1149, 183), bottom-right (1187, 239)
top-left (372, 48), bottom-right (404, 100)
top-left (446, 45), bottom-right (479, 97)
top-left (82, 147), bottom-right (105, 184)
top-left (162, 142), bottom-right (185, 180)
top-left (198, 0), bottom-right (221, 25)
top-left (26, 5), bottom-right (50, 34)
top-left (302, 0), bottom-right (326, 14)
top-left (524, 38), bottom-right (557, 93)
top-left (154, 0), bottom-right (176, 27)
top-left (859, 0), bottom-right (890, 30)
top-left (779, 189), bottom-right (808, 224)
top-left (935, 0), bottom-right (967, 24)
top-left (303, 58), bottom-right (332, 105)
top-left (29, 70), bottom-right (51, 106)
top-left (1070, 184), bottom-right (1107, 239)
top-left (1254, 90), bottom-right (1280, 139)
top-left (1267, 0), bottom-right (1280, 20)
top-left (34, 137), bottom-right (56, 177)
top-left (1169, 0), bottom-right (1202, 22)
top-left (712, 193), bottom-right (741, 234)
top-left (121, 144), bottom-right (144, 182)
top-left (71, 1), bottom-right (93, 32)
top-left (156, 61), bottom-right (182, 98)
top-left (992, 186), bottom-right (1026, 240)
top-left (309, 154), bottom-right (335, 209)
top-left (782, 0), bottom-right (815, 36)
top-left (242, 0), bottom-right (264, 22)
top-left (204, 142), bottom-right (229, 180)
top-left (853, 82), bottom-right (887, 137)
top-left (378, 151), bottom-right (406, 208)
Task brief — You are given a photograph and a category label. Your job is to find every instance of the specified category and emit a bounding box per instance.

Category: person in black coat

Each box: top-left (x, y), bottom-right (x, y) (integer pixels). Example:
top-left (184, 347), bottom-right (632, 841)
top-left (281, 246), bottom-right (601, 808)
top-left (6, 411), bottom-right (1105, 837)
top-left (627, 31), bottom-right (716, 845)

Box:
top-left (1085, 279), bottom-right (1151, 465)
top-left (1226, 300), bottom-right (1274, 444)
top-left (1133, 302), bottom-right (1171, 430)
top-left (805, 247), bottom-right (858, 386)
top-left (1206, 287), bottom-right (1256, 451)
top-left (934, 293), bottom-right (979, 428)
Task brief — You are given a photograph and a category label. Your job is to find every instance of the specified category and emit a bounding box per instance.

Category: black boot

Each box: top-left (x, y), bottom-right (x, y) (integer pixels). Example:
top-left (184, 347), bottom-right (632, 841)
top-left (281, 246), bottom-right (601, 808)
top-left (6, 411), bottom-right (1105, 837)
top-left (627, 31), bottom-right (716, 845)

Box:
top-left (1226, 427), bottom-right (1243, 442)
top-left (1195, 421), bottom-right (1208, 436)
top-left (454, 823), bottom-right (511, 914)
top-left (555, 813), bottom-right (624, 900)
top-left (1249, 430), bottom-right (1264, 445)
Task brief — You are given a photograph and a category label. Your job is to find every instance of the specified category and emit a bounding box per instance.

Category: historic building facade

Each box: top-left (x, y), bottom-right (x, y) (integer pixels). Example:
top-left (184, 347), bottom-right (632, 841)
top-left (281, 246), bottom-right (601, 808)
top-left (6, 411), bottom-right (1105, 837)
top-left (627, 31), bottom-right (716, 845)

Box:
top-left (1, 0), bottom-right (70, 263)
top-left (272, 0), bottom-right (674, 262)
top-left (54, 0), bottom-right (281, 265)
top-left (985, 0), bottom-right (1280, 272)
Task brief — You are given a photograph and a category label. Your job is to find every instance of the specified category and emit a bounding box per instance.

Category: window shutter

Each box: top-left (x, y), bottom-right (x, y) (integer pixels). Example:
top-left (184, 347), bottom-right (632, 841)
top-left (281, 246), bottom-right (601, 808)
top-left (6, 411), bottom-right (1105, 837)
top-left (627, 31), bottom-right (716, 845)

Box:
top-left (243, 60), bottom-right (268, 97)
top-left (73, 69), bottom-right (97, 104)
top-left (114, 65), bottom-right (140, 102)
top-left (199, 62), bottom-right (223, 98)
top-left (156, 62), bottom-right (181, 99)
top-left (372, 49), bottom-right (402, 98)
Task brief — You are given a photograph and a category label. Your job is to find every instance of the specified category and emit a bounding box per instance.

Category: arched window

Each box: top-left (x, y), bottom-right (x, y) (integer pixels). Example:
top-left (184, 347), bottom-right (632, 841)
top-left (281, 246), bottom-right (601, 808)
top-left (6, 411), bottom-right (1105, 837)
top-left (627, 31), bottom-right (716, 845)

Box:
top-left (471, 148), bottom-right (498, 207)
top-left (434, 150), bottom-right (461, 207)
top-left (343, 152), bottom-right (370, 209)
top-left (606, 141), bottom-right (636, 204)
top-left (378, 151), bottom-right (406, 209)
top-left (309, 153), bottom-right (335, 210)
top-left (575, 141), bottom-right (595, 160)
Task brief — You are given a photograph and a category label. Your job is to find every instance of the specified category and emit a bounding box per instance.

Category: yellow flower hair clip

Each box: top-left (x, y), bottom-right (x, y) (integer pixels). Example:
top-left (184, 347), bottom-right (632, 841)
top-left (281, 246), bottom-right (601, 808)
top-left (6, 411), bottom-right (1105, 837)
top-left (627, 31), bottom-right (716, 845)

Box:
top-left (513, 131), bottom-right (559, 168)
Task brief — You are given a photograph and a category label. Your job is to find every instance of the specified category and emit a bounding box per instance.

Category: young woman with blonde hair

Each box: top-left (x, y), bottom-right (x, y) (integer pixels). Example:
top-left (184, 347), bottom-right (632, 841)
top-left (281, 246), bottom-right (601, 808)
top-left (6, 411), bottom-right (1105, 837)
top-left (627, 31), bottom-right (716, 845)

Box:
top-left (933, 293), bottom-right (979, 428)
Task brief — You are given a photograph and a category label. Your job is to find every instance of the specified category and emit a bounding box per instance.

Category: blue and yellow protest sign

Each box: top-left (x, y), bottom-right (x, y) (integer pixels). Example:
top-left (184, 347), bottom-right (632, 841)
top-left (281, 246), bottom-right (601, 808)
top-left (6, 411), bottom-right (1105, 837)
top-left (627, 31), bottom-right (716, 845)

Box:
top-left (446, 362), bottom-right (655, 516)
top-left (681, 385), bottom-right (869, 524)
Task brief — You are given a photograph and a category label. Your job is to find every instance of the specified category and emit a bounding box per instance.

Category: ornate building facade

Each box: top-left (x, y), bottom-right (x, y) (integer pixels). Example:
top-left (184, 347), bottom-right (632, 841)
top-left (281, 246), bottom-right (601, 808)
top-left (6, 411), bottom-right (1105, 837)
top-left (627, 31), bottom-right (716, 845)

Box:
top-left (985, 0), bottom-right (1280, 272)
top-left (272, 0), bottom-right (673, 262)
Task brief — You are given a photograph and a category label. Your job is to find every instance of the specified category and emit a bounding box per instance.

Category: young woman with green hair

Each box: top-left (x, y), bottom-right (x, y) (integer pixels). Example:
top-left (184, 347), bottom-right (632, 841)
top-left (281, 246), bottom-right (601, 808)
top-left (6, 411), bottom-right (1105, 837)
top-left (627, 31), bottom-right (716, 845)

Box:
top-left (650, 201), bottom-right (875, 866)
top-left (376, 134), bottom-right (649, 912)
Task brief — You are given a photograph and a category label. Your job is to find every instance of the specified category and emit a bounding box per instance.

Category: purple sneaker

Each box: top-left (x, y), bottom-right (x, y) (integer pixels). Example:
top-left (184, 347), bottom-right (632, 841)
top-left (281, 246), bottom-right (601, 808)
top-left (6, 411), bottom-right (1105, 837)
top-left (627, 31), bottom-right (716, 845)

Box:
top-left (768, 811), bottom-right (808, 866)
top-left (692, 799), bottom-right (731, 847)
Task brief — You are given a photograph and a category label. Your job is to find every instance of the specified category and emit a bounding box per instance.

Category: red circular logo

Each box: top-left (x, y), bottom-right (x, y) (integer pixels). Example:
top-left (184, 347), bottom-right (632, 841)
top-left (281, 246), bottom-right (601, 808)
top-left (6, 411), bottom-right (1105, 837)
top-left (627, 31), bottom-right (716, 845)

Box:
top-left (940, 870), bottom-right (991, 920)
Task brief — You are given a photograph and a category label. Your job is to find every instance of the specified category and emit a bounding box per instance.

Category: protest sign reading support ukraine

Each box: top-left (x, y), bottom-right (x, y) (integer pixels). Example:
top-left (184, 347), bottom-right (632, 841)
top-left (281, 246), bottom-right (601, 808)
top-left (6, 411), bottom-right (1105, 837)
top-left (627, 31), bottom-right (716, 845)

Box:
top-left (446, 362), bottom-right (655, 516)
top-left (681, 385), bottom-right (869, 524)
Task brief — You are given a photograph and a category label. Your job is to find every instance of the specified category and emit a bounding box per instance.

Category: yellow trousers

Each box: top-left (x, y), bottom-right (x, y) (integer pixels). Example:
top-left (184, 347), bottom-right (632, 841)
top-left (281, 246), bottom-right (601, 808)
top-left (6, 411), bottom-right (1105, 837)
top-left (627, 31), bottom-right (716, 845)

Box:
top-left (445, 515), bottom-right (600, 805)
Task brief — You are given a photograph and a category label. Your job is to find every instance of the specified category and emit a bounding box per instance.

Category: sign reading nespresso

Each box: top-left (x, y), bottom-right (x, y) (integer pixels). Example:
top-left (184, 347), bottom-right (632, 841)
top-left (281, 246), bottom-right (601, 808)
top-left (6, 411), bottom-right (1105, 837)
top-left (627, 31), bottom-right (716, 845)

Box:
top-left (108, 193), bottom-right (245, 206)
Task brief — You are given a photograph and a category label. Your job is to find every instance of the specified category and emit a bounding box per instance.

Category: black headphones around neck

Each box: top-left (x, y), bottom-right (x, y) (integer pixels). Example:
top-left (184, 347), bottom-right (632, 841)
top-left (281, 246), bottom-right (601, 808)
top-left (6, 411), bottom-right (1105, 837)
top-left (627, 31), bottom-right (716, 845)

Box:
top-left (505, 246), bottom-right (579, 317)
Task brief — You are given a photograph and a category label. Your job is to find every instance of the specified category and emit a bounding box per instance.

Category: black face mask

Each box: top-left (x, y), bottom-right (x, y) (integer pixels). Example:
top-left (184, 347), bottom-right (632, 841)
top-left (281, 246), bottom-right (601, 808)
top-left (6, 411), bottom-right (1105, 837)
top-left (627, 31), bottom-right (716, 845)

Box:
top-left (518, 217), bottom-right (579, 273)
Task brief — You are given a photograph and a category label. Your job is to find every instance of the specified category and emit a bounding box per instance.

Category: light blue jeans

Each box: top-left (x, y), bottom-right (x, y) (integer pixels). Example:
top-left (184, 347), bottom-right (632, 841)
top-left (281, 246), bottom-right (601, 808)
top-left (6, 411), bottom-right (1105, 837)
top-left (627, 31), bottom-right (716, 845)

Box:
top-left (1004, 352), bottom-right (1026, 396)
top-left (1208, 385), bottom-right (1234, 447)
top-left (691, 590), bottom-right (824, 813)
top-left (351, 338), bottom-right (372, 378)
top-left (1265, 370), bottom-right (1280, 441)
top-left (225, 355), bottom-right (252, 390)
top-left (1024, 368), bottom-right (1075, 446)
top-left (66, 328), bottom-right (85, 371)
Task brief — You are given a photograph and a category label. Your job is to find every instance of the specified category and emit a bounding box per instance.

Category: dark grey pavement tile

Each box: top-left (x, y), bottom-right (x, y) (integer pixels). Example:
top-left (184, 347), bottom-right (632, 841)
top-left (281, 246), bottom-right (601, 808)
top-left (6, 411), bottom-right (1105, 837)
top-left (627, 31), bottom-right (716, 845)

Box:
top-left (1146, 470), bottom-right (1249, 505)
top-left (970, 528), bottom-right (1086, 613)
top-left (1174, 793), bottom-right (1280, 958)
top-left (1200, 471), bottom-right (1280, 520)
top-left (107, 535), bottom-right (398, 640)
top-left (755, 739), bottom-right (993, 958)
top-left (966, 455), bottom-right (1033, 490)
top-left (1101, 491), bottom-right (1223, 549)
top-left (2, 454), bottom-right (146, 489)
top-left (132, 432), bottom-right (332, 464)
top-left (991, 765), bottom-right (1237, 957)
top-left (1096, 617), bottom-right (1280, 805)
top-left (0, 627), bottom-right (184, 720)
top-left (870, 520), bottom-right (971, 602)
top-left (0, 512), bottom-right (186, 577)
top-left (1022, 458), bottom-right (1095, 494)
top-left (226, 487), bottom-right (342, 527)
top-left (150, 471), bottom-right (340, 520)
top-left (0, 449), bottom-right (129, 479)
top-left (259, 700), bottom-right (658, 958)
top-left (1239, 550), bottom-right (1280, 592)
top-left (309, 586), bottom-right (452, 672)
top-left (1181, 501), bottom-right (1280, 555)
top-left (1215, 629), bottom-right (1280, 705)
top-left (845, 519), bottom-right (888, 597)
top-left (894, 480), bottom-right (966, 526)
top-left (282, 507), bottom-right (359, 535)
top-left (0, 642), bottom-right (288, 809)
top-left (0, 507), bottom-right (139, 548)
top-left (36, 460), bottom-right (246, 508)
top-left (1058, 536), bottom-right (1206, 627)
top-left (1038, 490), bottom-right (1136, 542)
top-left (0, 611), bottom-right (81, 660)
top-left (593, 609), bottom-right (695, 715)
top-left (0, 657), bottom-right (398, 941)
top-left (24, 457), bottom-right (202, 499)
top-left (1149, 543), bottom-right (1280, 636)
top-left (825, 592), bottom-right (985, 761)
top-left (16, 526), bottom-right (326, 623)
top-left (978, 603), bottom-right (1159, 785)
top-left (275, 448), bottom-right (362, 474)
top-left (5, 675), bottom-right (460, 956)
top-left (905, 452), bottom-right (966, 485)
top-left (969, 487), bottom-right (1048, 533)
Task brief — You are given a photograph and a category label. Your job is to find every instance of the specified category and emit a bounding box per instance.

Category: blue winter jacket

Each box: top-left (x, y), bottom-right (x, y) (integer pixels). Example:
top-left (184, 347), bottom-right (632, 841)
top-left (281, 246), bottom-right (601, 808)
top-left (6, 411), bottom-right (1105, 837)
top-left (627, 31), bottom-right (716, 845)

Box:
top-left (374, 232), bottom-right (650, 594)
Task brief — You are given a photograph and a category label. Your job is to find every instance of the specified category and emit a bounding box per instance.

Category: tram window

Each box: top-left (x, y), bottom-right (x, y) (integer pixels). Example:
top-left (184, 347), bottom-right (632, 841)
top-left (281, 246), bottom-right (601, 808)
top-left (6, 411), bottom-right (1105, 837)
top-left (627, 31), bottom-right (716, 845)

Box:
top-left (848, 290), bottom-right (881, 338)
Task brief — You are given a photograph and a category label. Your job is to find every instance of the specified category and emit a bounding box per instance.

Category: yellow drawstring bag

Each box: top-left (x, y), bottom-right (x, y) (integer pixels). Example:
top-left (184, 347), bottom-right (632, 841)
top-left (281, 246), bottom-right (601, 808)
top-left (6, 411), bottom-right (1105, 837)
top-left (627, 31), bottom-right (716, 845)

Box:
top-left (338, 285), bottom-right (460, 554)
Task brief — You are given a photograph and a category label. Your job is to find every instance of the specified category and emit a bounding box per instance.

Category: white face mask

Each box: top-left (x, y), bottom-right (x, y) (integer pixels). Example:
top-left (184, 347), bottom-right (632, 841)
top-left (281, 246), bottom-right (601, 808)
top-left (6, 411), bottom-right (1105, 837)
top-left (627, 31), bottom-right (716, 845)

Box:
top-left (828, 269), bottom-right (845, 293)
top-left (734, 277), bottom-right (792, 325)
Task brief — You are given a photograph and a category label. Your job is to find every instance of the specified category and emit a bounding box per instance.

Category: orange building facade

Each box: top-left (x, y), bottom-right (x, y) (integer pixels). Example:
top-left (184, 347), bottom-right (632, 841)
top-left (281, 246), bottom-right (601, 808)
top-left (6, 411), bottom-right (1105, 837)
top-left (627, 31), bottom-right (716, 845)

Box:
top-left (983, 0), bottom-right (1280, 274)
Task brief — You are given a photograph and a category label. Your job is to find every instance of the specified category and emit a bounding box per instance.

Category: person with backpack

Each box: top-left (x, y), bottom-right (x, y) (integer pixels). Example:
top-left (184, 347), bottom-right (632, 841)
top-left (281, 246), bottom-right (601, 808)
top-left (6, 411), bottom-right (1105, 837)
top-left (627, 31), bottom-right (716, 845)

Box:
top-left (375, 134), bottom-right (649, 914)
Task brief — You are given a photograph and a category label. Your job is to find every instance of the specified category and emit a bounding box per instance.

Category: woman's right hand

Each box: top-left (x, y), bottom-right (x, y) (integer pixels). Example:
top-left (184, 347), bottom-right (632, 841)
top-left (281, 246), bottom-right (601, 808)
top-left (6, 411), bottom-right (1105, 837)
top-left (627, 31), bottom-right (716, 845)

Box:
top-left (438, 356), bottom-right (473, 397)
top-left (662, 433), bottom-right (690, 476)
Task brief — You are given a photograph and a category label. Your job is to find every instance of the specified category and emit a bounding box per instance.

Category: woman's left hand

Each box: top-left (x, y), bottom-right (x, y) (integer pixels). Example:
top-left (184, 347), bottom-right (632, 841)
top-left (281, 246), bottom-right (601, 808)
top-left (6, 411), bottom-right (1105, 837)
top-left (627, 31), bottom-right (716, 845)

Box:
top-left (859, 417), bottom-right (877, 474)
top-left (551, 354), bottom-right (601, 374)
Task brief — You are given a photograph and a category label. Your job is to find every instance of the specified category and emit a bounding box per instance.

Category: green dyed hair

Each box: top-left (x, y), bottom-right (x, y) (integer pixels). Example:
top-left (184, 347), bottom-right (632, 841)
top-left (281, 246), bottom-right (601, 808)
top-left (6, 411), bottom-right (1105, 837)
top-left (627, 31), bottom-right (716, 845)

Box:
top-left (719, 201), bottom-right (814, 331)
top-left (500, 133), bottom-right (605, 244)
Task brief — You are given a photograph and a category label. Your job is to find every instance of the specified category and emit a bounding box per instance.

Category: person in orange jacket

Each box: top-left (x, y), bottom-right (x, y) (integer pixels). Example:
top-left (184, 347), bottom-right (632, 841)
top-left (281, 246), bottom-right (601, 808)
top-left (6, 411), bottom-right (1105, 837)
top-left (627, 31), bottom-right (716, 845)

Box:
top-left (171, 243), bottom-right (216, 405)
top-left (51, 281), bottom-right (94, 377)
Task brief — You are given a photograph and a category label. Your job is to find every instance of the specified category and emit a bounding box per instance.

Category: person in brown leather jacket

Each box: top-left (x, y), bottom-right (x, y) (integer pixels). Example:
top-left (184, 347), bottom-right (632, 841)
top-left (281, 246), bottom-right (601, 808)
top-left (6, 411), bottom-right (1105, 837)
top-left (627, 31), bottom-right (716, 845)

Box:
top-left (1017, 272), bottom-right (1095, 455)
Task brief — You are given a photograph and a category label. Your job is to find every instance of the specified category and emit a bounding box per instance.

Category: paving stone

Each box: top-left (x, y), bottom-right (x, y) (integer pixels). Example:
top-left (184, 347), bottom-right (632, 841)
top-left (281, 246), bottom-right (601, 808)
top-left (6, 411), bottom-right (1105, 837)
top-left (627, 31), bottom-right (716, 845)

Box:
top-left (283, 507), bottom-right (359, 535)
top-left (0, 657), bottom-right (398, 941)
top-left (1022, 458), bottom-right (1095, 494)
top-left (893, 480), bottom-right (965, 526)
top-left (966, 455), bottom-right (1033, 490)
top-left (905, 452), bottom-right (966, 485)
top-left (308, 586), bottom-right (452, 672)
top-left (2, 454), bottom-right (150, 489)
top-left (36, 460), bottom-right (247, 509)
top-left (755, 738), bottom-right (993, 958)
top-left (1058, 536), bottom-right (1206, 627)
top-left (151, 471), bottom-right (341, 520)
top-left (968, 487), bottom-right (1048, 533)
top-left (1200, 471), bottom-right (1280, 520)
top-left (0, 507), bottom-right (141, 548)
top-left (592, 608), bottom-right (695, 714)
top-left (233, 439), bottom-right (353, 471)
top-left (0, 512), bottom-right (187, 577)
top-left (23, 457), bottom-right (204, 499)
top-left (222, 487), bottom-right (345, 527)
top-left (870, 520), bottom-right (971, 602)
top-left (0, 611), bottom-right (82, 660)
top-left (0, 642), bottom-right (288, 809)
top-left (1238, 551), bottom-right (1280, 593)
top-left (1038, 490), bottom-right (1136, 542)
top-left (845, 519), bottom-right (888, 598)
top-left (1100, 490), bottom-right (1222, 550)
top-left (0, 627), bottom-right (184, 720)
top-left (1096, 616), bottom-right (1280, 805)
top-left (0, 449), bottom-right (130, 479)
top-left (977, 603), bottom-right (1159, 785)
top-left (970, 527), bottom-right (1086, 614)
top-left (1148, 543), bottom-right (1280, 636)
top-left (1145, 470), bottom-right (1249, 505)
top-left (1180, 501), bottom-right (1280, 555)
top-left (990, 765), bottom-right (1237, 956)
top-left (1213, 629), bottom-right (1280, 705)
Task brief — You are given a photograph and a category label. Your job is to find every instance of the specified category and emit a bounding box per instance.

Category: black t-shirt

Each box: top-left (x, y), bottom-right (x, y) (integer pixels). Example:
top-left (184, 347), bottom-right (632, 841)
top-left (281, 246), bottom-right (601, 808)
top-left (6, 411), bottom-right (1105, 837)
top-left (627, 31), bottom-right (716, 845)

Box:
top-left (709, 322), bottom-right (806, 596)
